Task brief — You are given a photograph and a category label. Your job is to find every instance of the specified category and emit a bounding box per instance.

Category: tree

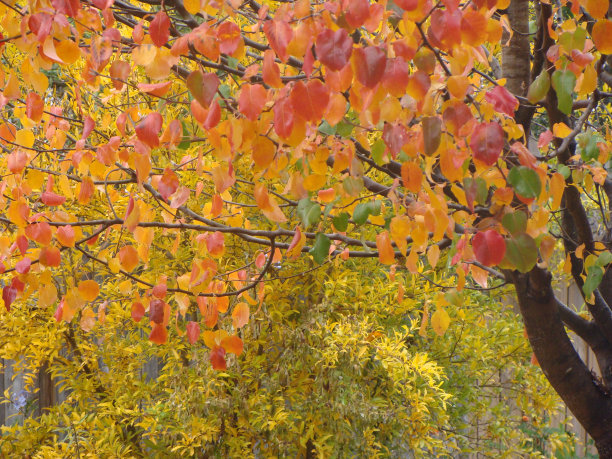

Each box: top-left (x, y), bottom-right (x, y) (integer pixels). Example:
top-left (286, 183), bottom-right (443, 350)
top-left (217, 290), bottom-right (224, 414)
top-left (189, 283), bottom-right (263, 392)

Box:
top-left (0, 0), bottom-right (611, 454)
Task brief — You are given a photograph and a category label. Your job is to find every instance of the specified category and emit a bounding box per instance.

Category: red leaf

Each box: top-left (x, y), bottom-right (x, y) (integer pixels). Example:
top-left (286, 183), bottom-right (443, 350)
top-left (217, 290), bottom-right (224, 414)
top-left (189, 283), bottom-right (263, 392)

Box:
top-left (16, 235), bottom-right (28, 255)
top-left (538, 129), bottom-right (553, 150)
top-left (345, 0), bottom-right (369, 29)
top-left (354, 47), bottom-right (386, 88)
top-left (8, 150), bottom-right (28, 173)
top-left (210, 345), bottom-right (227, 369)
top-left (428, 9), bottom-right (462, 50)
top-left (82, 116), bottom-right (95, 139)
top-left (469, 122), bottom-right (505, 166)
top-left (137, 81), bottom-right (172, 97)
top-left (131, 302), bottom-right (145, 322)
top-left (25, 222), bottom-right (53, 246)
top-left (472, 230), bottom-right (506, 267)
top-left (53, 299), bottom-right (64, 321)
top-left (263, 49), bottom-right (282, 88)
top-left (15, 257), bottom-right (31, 274)
top-left (382, 58), bottom-right (409, 97)
top-left (26, 92), bottom-right (44, 122)
top-left (149, 323), bottom-right (168, 344)
top-left (41, 191), bottom-right (66, 206)
top-left (29, 13), bottom-right (53, 42)
top-left (239, 84), bottom-right (267, 121)
top-left (383, 123), bottom-right (408, 158)
top-left (273, 96), bottom-right (294, 138)
top-left (485, 86), bottom-right (519, 117)
top-left (39, 246), bottom-right (61, 267)
top-left (3, 286), bottom-right (17, 311)
top-left (205, 231), bottom-right (225, 257)
top-left (149, 299), bottom-right (165, 324)
top-left (186, 321), bottom-right (200, 344)
top-left (263, 19), bottom-right (293, 62)
top-left (217, 21), bottom-right (241, 55)
top-left (290, 80), bottom-right (329, 123)
top-left (443, 100), bottom-right (473, 134)
top-left (315, 28), bottom-right (352, 71)
top-left (158, 168), bottom-right (179, 201)
top-left (186, 70), bottom-right (219, 108)
top-left (150, 11), bottom-right (170, 47)
top-left (135, 112), bottom-right (163, 148)
top-left (50, 0), bottom-right (80, 17)
top-left (395, 0), bottom-right (418, 10)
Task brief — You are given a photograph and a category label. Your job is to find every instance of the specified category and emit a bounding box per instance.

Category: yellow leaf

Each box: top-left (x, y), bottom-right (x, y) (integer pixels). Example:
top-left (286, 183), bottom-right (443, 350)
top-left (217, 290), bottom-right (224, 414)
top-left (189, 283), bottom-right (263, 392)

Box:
top-left (431, 308), bottom-right (450, 336)
top-left (427, 245), bottom-right (440, 268)
top-left (390, 216), bottom-right (410, 256)
top-left (419, 303), bottom-right (429, 337)
top-left (553, 122), bottom-right (572, 138)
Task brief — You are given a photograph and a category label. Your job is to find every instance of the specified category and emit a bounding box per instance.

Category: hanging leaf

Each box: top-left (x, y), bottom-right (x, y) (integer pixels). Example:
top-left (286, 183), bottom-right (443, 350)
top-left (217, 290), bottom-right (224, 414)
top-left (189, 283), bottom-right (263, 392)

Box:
top-left (186, 70), bottom-right (219, 108)
top-left (485, 86), bottom-right (518, 117)
top-left (297, 198), bottom-right (321, 228)
top-left (551, 69), bottom-right (576, 115)
top-left (316, 28), bottom-right (352, 71)
top-left (507, 166), bottom-right (542, 199)
top-left (472, 230), bottom-right (506, 267)
top-left (527, 70), bottom-right (551, 104)
top-left (504, 233), bottom-right (538, 273)
top-left (469, 122), bottom-right (505, 166)
top-left (150, 11), bottom-right (170, 47)
top-left (310, 233), bottom-right (331, 264)
top-left (431, 308), bottom-right (450, 336)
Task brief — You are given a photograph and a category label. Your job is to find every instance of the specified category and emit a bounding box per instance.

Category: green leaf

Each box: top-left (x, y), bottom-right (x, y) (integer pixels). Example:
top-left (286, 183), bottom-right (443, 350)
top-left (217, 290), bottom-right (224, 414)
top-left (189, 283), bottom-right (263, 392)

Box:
top-left (353, 201), bottom-right (381, 225)
top-left (371, 139), bottom-right (385, 165)
top-left (502, 211), bottom-right (527, 235)
top-left (507, 166), bottom-right (542, 199)
top-left (527, 70), bottom-right (550, 104)
top-left (318, 120), bottom-right (336, 136)
top-left (504, 233), bottom-right (537, 273)
top-left (310, 233), bottom-right (331, 264)
top-left (576, 130), bottom-right (602, 162)
top-left (342, 177), bottom-right (363, 196)
top-left (583, 266), bottom-right (604, 298)
top-left (551, 69), bottom-right (576, 115)
top-left (297, 199), bottom-right (321, 228)
top-left (332, 212), bottom-right (349, 232)
top-left (336, 121), bottom-right (354, 138)
top-left (596, 251), bottom-right (612, 267)
top-left (557, 164), bottom-right (571, 179)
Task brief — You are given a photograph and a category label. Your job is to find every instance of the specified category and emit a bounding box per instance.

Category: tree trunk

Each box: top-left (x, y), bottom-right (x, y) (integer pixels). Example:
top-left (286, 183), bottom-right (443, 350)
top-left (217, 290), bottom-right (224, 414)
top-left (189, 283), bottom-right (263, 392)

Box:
top-left (503, 0), bottom-right (612, 452)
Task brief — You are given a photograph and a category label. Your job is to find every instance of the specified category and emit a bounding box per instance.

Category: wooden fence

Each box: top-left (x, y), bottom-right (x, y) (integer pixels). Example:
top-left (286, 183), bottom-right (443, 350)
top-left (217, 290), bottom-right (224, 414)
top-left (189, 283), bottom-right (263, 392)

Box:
top-left (0, 285), bottom-right (598, 456)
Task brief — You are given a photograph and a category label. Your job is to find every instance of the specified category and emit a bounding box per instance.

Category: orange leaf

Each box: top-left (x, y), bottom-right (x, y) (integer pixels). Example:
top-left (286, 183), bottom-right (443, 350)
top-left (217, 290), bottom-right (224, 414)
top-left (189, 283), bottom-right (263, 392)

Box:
top-left (376, 231), bottom-right (395, 265)
top-left (592, 20), bottom-right (612, 54)
top-left (25, 222), bottom-right (53, 246)
top-left (232, 302), bottom-right (249, 329)
top-left (118, 245), bottom-right (139, 271)
top-left (221, 335), bottom-right (244, 355)
top-left (239, 84), bottom-right (267, 121)
top-left (149, 323), bottom-right (168, 344)
top-left (56, 225), bottom-right (75, 247)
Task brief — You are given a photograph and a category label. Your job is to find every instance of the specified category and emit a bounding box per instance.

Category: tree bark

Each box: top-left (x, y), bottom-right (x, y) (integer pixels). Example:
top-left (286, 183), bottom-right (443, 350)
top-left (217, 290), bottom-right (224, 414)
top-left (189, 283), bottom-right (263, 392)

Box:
top-left (503, 0), bottom-right (612, 452)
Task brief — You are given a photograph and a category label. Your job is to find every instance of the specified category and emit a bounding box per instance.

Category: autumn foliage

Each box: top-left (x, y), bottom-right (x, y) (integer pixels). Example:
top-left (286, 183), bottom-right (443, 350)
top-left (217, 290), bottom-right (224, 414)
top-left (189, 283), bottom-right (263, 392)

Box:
top-left (1, 0), bottom-right (612, 454)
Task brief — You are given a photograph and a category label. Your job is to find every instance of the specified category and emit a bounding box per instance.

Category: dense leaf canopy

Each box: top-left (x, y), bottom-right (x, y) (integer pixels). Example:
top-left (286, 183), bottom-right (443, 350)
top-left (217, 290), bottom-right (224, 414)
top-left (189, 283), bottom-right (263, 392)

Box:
top-left (1, 0), bottom-right (612, 455)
